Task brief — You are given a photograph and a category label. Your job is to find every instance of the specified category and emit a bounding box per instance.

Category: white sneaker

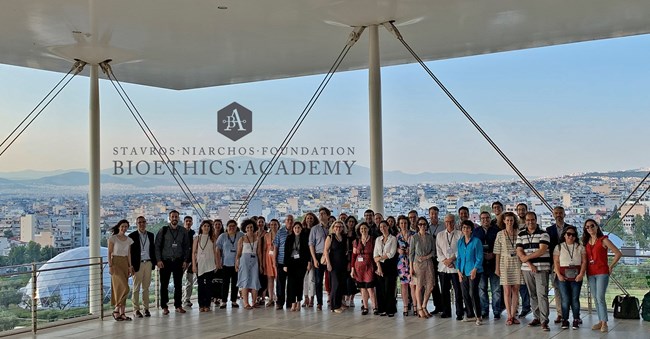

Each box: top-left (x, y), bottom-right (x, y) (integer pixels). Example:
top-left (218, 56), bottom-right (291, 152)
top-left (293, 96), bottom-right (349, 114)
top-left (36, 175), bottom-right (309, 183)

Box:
top-left (476, 319), bottom-right (482, 326)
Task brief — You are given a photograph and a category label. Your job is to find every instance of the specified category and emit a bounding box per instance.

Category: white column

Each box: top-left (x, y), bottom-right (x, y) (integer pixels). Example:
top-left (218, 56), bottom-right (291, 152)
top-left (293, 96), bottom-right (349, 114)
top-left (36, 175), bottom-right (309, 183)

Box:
top-left (368, 25), bottom-right (384, 215)
top-left (88, 64), bottom-right (101, 315)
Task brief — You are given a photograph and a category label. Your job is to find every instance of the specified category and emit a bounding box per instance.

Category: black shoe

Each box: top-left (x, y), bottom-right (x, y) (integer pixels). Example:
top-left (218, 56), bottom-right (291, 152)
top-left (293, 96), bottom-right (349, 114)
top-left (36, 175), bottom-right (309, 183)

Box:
top-left (431, 309), bottom-right (440, 315)
top-left (440, 314), bottom-right (451, 319)
top-left (528, 318), bottom-right (541, 327)
top-left (561, 320), bottom-right (569, 329)
top-left (494, 314), bottom-right (501, 320)
top-left (144, 310), bottom-right (151, 317)
top-left (481, 313), bottom-right (489, 319)
top-left (380, 312), bottom-right (387, 316)
top-left (373, 308), bottom-right (379, 315)
top-left (456, 316), bottom-right (464, 321)
top-left (387, 313), bottom-right (395, 317)
top-left (518, 309), bottom-right (531, 318)
top-left (134, 310), bottom-right (143, 318)
top-left (362, 307), bottom-right (369, 315)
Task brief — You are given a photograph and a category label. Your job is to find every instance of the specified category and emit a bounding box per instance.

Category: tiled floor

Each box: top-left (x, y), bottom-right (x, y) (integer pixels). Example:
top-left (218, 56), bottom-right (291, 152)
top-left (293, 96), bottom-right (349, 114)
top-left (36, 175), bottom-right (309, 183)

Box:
top-left (5, 300), bottom-right (649, 339)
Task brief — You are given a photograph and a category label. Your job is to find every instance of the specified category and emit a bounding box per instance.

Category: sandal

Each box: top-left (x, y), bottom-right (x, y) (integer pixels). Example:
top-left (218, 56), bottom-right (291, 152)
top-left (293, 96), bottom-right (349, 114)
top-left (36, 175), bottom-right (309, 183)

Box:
top-left (417, 308), bottom-right (429, 319)
top-left (119, 314), bottom-right (132, 321)
top-left (512, 318), bottom-right (520, 324)
top-left (112, 311), bottom-right (122, 321)
top-left (403, 306), bottom-right (409, 316)
top-left (506, 318), bottom-right (513, 326)
top-left (244, 305), bottom-right (253, 310)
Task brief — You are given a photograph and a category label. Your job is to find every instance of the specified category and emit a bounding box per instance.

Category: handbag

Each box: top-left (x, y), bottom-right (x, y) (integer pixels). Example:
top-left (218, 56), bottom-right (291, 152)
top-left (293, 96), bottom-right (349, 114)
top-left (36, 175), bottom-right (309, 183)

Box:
top-left (612, 294), bottom-right (640, 319)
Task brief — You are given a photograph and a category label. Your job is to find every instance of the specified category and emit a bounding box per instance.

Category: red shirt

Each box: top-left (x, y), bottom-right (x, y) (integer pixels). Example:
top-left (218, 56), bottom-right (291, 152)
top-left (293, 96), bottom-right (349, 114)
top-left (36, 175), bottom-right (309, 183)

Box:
top-left (586, 235), bottom-right (609, 276)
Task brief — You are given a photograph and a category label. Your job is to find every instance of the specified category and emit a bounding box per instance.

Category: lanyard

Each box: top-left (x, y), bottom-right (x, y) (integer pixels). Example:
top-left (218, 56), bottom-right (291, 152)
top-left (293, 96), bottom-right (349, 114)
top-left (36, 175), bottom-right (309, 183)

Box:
top-left (446, 231), bottom-right (454, 248)
top-left (139, 232), bottom-right (148, 250)
top-left (169, 227), bottom-right (179, 244)
top-left (564, 243), bottom-right (576, 261)
top-left (506, 230), bottom-right (517, 250)
top-left (245, 235), bottom-right (255, 253)
top-left (293, 237), bottom-right (300, 252)
top-left (199, 235), bottom-right (209, 251)
top-left (227, 233), bottom-right (237, 247)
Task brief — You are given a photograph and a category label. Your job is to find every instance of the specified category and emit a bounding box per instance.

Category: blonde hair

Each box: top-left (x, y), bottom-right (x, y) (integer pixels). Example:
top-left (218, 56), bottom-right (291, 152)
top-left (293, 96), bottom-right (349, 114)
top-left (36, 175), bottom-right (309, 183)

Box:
top-left (329, 220), bottom-right (346, 234)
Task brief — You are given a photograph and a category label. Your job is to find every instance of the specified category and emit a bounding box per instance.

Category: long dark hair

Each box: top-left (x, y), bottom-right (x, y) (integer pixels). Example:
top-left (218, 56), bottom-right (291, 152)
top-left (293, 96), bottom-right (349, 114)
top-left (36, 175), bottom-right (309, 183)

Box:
top-left (559, 225), bottom-right (578, 244)
top-left (112, 219), bottom-right (129, 235)
top-left (581, 219), bottom-right (604, 246)
top-left (198, 219), bottom-right (216, 241)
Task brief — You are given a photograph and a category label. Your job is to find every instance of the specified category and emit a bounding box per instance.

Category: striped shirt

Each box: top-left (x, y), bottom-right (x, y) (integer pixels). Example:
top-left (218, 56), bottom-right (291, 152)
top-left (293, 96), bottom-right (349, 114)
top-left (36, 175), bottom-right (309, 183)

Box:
top-left (273, 226), bottom-right (290, 265)
top-left (516, 226), bottom-right (551, 271)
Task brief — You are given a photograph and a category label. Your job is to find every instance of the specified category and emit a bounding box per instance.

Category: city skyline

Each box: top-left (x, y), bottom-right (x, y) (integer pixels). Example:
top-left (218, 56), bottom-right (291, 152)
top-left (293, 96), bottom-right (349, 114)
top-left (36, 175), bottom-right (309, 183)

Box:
top-left (1, 34), bottom-right (649, 178)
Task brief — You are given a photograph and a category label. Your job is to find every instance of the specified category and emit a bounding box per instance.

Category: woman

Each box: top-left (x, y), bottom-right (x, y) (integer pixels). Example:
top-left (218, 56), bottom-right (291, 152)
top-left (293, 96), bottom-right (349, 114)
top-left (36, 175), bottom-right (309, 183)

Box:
top-left (192, 219), bottom-right (219, 312)
top-left (284, 221), bottom-right (311, 311)
top-left (108, 219), bottom-right (134, 321)
top-left (256, 217), bottom-right (268, 306)
top-left (396, 215), bottom-right (416, 316)
top-left (235, 219), bottom-right (263, 309)
top-left (387, 216), bottom-right (399, 236)
top-left (374, 220), bottom-right (398, 317)
top-left (344, 216), bottom-right (359, 307)
top-left (302, 212), bottom-right (318, 307)
top-left (324, 220), bottom-right (348, 313)
top-left (494, 212), bottom-right (523, 325)
top-left (410, 217), bottom-right (436, 319)
top-left (583, 219), bottom-right (622, 333)
top-left (216, 220), bottom-right (243, 308)
top-left (456, 220), bottom-right (484, 326)
top-left (263, 218), bottom-right (280, 307)
top-left (212, 219), bottom-right (225, 307)
top-left (553, 225), bottom-right (586, 330)
top-left (351, 222), bottom-right (377, 315)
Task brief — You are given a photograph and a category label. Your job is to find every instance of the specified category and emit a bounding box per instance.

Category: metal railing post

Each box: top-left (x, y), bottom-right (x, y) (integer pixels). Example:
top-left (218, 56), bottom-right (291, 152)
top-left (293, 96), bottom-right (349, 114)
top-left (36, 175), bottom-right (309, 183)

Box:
top-left (587, 279), bottom-right (592, 314)
top-left (31, 262), bottom-right (37, 334)
top-left (154, 266), bottom-right (159, 309)
top-left (99, 257), bottom-right (104, 320)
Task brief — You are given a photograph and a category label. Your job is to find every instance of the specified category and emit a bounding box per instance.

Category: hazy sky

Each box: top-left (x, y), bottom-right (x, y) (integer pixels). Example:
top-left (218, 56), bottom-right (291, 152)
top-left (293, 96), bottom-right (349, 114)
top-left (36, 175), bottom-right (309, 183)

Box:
top-left (1, 33), bottom-right (649, 177)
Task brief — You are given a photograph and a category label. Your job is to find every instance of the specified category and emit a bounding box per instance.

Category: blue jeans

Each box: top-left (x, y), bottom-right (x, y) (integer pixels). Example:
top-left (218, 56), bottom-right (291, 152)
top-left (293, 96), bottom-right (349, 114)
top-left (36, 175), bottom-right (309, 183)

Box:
top-left (557, 279), bottom-right (582, 320)
top-left (479, 269), bottom-right (502, 316)
top-left (519, 284), bottom-right (531, 313)
top-left (588, 274), bottom-right (609, 322)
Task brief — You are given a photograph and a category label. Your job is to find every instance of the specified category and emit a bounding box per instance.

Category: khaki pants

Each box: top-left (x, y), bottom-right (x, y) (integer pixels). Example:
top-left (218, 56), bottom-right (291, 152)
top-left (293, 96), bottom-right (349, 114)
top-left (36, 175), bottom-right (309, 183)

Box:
top-left (132, 261), bottom-right (152, 311)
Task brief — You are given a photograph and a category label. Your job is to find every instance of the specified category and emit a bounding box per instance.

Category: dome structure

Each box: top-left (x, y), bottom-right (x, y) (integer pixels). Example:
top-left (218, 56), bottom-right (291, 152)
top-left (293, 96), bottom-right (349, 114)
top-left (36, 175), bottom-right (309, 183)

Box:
top-left (23, 247), bottom-right (110, 309)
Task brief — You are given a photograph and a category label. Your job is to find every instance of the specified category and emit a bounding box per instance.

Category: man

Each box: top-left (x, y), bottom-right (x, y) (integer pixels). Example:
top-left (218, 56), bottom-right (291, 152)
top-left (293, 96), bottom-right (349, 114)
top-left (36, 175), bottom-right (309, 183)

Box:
top-left (309, 207), bottom-right (331, 311)
top-left (546, 206), bottom-right (572, 324)
top-left (155, 210), bottom-right (191, 314)
top-left (473, 211), bottom-right (502, 319)
top-left (436, 214), bottom-right (464, 320)
top-left (338, 212), bottom-right (348, 222)
top-left (182, 215), bottom-right (195, 308)
top-left (407, 210), bottom-right (418, 233)
top-left (490, 201), bottom-right (504, 229)
top-left (515, 203), bottom-right (532, 319)
top-left (364, 209), bottom-right (379, 238)
top-left (428, 206), bottom-right (443, 313)
top-left (516, 203), bottom-right (528, 228)
top-left (273, 214), bottom-right (293, 310)
top-left (517, 212), bottom-right (551, 331)
top-left (129, 216), bottom-right (156, 318)
top-left (457, 206), bottom-right (475, 230)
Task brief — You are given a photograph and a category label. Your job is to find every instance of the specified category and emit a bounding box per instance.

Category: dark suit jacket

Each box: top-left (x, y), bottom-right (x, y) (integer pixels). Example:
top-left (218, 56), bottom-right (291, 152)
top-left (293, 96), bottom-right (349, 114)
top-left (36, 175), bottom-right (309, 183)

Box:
top-left (129, 230), bottom-right (156, 272)
top-left (283, 232), bottom-right (310, 272)
top-left (546, 223), bottom-right (572, 262)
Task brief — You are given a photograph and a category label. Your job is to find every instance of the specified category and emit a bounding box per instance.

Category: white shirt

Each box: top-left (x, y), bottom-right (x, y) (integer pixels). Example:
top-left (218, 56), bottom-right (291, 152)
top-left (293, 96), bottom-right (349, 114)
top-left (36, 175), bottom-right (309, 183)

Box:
top-left (436, 229), bottom-right (462, 274)
top-left (109, 234), bottom-right (133, 257)
top-left (373, 234), bottom-right (397, 262)
top-left (553, 242), bottom-right (584, 267)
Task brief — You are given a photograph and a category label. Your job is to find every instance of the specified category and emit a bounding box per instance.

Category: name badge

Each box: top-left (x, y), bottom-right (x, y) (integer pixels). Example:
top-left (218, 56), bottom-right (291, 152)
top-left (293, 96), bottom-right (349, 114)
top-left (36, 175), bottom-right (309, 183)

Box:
top-left (141, 251), bottom-right (146, 256)
top-left (483, 244), bottom-right (489, 250)
top-left (171, 243), bottom-right (178, 248)
top-left (230, 249), bottom-right (236, 253)
top-left (293, 254), bottom-right (300, 259)
top-left (269, 250), bottom-right (274, 256)
top-left (357, 257), bottom-right (364, 262)
top-left (446, 248), bottom-right (452, 256)
top-left (250, 255), bottom-right (256, 259)
top-left (588, 259), bottom-right (595, 265)
top-left (510, 253), bottom-right (516, 257)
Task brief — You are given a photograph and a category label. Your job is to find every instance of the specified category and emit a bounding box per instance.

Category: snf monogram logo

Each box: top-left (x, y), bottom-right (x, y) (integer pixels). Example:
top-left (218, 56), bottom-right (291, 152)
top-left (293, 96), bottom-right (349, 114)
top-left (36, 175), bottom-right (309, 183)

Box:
top-left (217, 102), bottom-right (252, 141)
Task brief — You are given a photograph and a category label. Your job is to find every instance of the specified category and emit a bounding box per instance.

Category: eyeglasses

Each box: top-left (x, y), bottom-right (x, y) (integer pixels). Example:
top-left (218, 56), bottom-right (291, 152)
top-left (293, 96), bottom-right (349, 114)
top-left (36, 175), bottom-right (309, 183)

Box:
top-left (585, 224), bottom-right (596, 229)
top-left (565, 233), bottom-right (577, 237)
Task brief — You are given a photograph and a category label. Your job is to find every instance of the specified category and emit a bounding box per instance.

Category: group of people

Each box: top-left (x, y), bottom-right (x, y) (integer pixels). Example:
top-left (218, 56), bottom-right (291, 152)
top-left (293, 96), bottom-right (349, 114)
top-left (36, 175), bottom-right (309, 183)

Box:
top-left (107, 203), bottom-right (622, 333)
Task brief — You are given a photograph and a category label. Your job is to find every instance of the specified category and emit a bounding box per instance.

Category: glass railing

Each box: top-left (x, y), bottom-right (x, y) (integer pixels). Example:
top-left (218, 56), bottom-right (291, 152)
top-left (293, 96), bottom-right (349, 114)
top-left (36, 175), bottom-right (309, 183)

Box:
top-left (0, 253), bottom-right (645, 336)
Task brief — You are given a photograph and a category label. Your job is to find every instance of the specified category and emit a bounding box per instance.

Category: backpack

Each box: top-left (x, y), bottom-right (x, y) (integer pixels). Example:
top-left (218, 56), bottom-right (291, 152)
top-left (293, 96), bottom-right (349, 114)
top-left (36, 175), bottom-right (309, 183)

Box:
top-left (642, 291), bottom-right (650, 322)
top-left (612, 294), bottom-right (640, 319)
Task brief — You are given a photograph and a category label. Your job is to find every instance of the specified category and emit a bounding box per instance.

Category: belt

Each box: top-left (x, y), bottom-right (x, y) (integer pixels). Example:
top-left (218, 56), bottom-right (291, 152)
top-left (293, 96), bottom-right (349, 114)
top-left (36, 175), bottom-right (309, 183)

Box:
top-left (141, 260), bottom-right (150, 262)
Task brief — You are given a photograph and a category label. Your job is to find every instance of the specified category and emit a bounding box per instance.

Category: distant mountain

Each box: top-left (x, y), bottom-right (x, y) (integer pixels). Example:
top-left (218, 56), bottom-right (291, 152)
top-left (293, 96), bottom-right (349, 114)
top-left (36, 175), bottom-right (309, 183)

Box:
top-left (0, 169), bottom-right (85, 180)
top-left (0, 157), bottom-right (518, 189)
top-left (581, 170), bottom-right (650, 179)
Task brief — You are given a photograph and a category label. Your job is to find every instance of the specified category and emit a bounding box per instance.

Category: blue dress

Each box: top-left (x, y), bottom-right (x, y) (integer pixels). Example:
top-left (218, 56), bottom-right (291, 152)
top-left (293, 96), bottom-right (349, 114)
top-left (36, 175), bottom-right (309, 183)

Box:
top-left (237, 240), bottom-right (261, 289)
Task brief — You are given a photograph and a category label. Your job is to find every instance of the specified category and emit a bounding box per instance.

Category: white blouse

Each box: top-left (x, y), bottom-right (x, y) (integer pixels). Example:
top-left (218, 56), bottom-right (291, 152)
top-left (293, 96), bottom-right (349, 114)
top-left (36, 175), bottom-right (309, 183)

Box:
top-left (109, 234), bottom-right (133, 257)
top-left (373, 234), bottom-right (397, 262)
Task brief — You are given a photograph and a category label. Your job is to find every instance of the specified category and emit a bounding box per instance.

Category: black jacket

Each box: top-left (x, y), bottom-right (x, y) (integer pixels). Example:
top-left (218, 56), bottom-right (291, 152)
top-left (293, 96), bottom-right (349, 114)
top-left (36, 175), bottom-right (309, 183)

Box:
top-left (283, 232), bottom-right (310, 272)
top-left (129, 230), bottom-right (156, 272)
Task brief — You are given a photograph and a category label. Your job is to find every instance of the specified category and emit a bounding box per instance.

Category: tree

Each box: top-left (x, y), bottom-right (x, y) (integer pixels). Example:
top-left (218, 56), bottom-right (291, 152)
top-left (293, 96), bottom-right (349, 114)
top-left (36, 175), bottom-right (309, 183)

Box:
top-left (40, 246), bottom-right (57, 262)
top-left (25, 241), bottom-right (42, 263)
top-left (3, 230), bottom-right (13, 238)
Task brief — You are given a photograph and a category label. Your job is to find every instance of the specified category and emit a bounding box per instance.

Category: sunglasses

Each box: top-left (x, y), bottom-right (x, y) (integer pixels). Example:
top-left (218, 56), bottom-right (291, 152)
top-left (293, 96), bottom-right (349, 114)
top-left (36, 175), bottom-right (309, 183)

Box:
top-left (585, 225), bottom-right (596, 229)
top-left (565, 233), bottom-right (577, 237)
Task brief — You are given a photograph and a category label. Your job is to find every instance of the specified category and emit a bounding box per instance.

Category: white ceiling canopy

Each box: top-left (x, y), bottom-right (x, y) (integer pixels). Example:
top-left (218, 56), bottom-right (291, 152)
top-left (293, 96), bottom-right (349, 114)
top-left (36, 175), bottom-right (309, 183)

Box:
top-left (2, 0), bottom-right (650, 90)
